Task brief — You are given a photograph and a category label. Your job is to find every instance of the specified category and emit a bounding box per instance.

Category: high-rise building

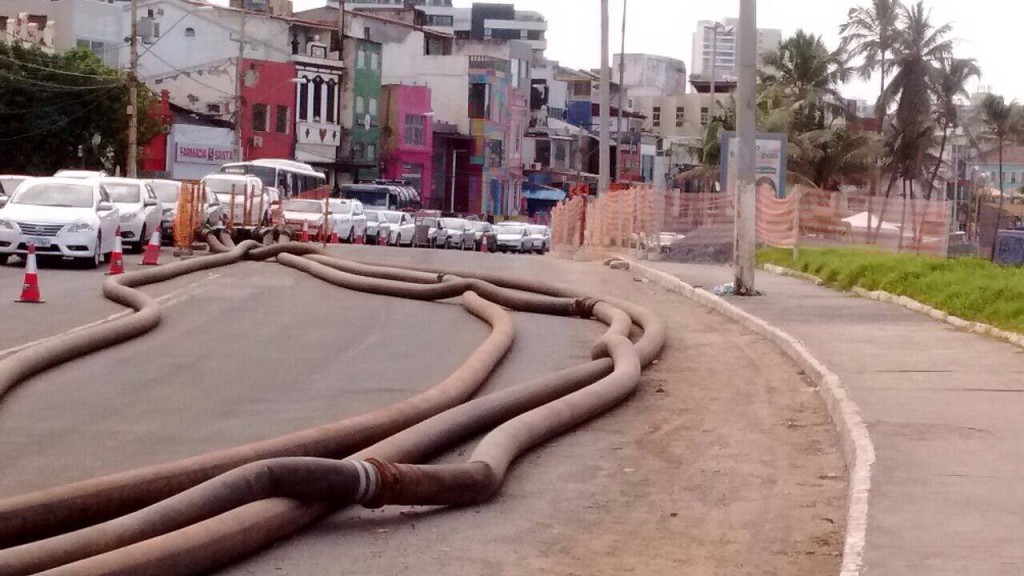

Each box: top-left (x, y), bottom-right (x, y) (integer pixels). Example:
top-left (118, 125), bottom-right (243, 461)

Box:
top-left (690, 18), bottom-right (780, 82)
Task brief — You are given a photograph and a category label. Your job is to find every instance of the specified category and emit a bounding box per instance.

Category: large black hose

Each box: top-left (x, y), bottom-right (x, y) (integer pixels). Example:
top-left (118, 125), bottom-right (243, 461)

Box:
top-left (0, 243), bottom-right (666, 576)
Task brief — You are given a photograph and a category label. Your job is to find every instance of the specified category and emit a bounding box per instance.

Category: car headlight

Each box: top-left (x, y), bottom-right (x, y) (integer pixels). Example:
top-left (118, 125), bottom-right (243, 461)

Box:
top-left (0, 219), bottom-right (13, 231)
top-left (119, 212), bottom-right (138, 223)
top-left (68, 221), bottom-right (95, 233)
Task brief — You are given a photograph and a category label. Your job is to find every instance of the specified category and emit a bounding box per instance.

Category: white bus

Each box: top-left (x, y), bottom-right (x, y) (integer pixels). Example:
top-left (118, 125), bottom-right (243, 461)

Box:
top-left (219, 159), bottom-right (327, 198)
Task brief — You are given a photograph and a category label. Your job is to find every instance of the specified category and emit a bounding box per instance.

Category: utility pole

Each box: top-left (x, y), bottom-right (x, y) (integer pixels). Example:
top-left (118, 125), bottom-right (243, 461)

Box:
top-left (233, 2), bottom-right (247, 162)
top-left (733, 0), bottom-right (757, 295)
top-left (614, 0), bottom-right (626, 183)
top-left (127, 0), bottom-right (139, 178)
top-left (598, 0), bottom-right (610, 193)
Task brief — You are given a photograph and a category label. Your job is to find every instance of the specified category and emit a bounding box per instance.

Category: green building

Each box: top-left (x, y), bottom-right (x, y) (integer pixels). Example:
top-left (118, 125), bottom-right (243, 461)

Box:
top-left (340, 37), bottom-right (382, 183)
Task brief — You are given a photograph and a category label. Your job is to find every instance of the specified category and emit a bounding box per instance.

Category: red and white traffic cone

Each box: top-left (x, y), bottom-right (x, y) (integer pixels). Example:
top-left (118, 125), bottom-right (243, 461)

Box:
top-left (355, 231), bottom-right (364, 245)
top-left (377, 230), bottom-right (386, 246)
top-left (107, 227), bottom-right (125, 275)
top-left (481, 235), bottom-right (490, 253)
top-left (141, 228), bottom-right (161, 266)
top-left (16, 243), bottom-right (43, 303)
top-left (329, 229), bottom-right (339, 244)
top-left (299, 222), bottom-right (310, 243)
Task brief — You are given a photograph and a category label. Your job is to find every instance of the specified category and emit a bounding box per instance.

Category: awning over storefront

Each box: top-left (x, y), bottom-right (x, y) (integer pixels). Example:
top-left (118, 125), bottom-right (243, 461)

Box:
top-left (523, 182), bottom-right (567, 202)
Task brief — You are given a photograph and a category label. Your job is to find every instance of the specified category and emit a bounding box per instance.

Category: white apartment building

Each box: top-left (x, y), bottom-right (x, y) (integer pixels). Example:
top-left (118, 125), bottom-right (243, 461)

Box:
top-left (690, 18), bottom-right (780, 81)
top-left (0, 0), bottom-right (125, 68)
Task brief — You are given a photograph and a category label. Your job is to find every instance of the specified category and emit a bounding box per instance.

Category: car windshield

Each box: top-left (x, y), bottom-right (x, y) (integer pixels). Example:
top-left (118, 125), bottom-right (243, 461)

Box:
top-left (104, 183), bottom-right (141, 203)
top-left (12, 182), bottom-right (93, 208)
top-left (149, 182), bottom-right (180, 203)
top-left (470, 222), bottom-right (489, 232)
top-left (499, 226), bottom-right (526, 235)
top-left (527, 226), bottom-right (547, 235)
top-left (203, 178), bottom-right (250, 195)
top-left (1, 177), bottom-right (28, 196)
top-left (283, 200), bottom-right (323, 214)
top-left (366, 212), bottom-right (379, 222)
top-left (382, 212), bottom-right (404, 224)
top-left (439, 218), bottom-right (463, 228)
top-left (329, 200), bottom-right (353, 215)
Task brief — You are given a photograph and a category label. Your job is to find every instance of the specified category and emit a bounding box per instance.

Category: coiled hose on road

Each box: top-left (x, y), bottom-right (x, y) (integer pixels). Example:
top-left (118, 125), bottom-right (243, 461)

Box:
top-left (0, 232), bottom-right (665, 576)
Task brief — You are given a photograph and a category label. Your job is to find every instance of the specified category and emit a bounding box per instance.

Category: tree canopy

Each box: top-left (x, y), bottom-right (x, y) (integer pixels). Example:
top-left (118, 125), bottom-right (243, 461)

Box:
top-left (0, 43), bottom-right (161, 175)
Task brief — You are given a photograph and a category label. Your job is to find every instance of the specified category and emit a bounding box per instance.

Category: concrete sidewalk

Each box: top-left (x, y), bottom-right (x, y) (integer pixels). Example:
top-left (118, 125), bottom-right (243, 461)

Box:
top-left (642, 262), bottom-right (1024, 576)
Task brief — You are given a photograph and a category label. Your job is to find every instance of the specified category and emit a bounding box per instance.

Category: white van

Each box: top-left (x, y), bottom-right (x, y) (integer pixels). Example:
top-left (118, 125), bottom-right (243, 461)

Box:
top-left (200, 174), bottom-right (269, 227)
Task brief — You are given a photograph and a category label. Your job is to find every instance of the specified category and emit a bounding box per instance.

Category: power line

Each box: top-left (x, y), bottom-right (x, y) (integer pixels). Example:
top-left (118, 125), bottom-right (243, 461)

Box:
top-left (0, 52), bottom-right (124, 80)
top-left (146, 52), bottom-right (235, 97)
top-left (0, 89), bottom-right (112, 114)
top-left (0, 69), bottom-right (124, 91)
top-left (0, 91), bottom-right (114, 142)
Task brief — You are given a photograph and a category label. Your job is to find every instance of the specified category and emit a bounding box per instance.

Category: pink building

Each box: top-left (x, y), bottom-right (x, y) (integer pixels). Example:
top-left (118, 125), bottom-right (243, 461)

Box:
top-left (381, 84), bottom-right (434, 205)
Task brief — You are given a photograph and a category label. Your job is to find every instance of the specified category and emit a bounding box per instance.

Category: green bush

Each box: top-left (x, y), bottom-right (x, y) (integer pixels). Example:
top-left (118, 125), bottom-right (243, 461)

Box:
top-left (758, 247), bottom-right (1024, 334)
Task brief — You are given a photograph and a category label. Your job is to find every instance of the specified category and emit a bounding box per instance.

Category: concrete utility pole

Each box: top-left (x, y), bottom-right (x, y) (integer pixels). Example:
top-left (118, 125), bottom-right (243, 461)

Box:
top-left (598, 0), bottom-right (610, 192)
top-left (127, 0), bottom-right (138, 178)
top-left (614, 0), bottom-right (626, 183)
top-left (233, 3), bottom-right (247, 162)
top-left (733, 0), bottom-right (757, 295)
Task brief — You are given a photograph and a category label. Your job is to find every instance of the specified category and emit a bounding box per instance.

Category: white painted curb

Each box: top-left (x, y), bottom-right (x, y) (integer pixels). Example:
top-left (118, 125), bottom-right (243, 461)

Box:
top-left (762, 264), bottom-right (1024, 351)
top-left (623, 258), bottom-right (874, 576)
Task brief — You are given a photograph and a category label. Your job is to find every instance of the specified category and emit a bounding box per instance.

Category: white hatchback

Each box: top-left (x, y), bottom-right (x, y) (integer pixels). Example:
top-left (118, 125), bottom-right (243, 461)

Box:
top-left (0, 178), bottom-right (119, 267)
top-left (328, 198), bottom-right (368, 243)
top-left (99, 178), bottom-right (162, 252)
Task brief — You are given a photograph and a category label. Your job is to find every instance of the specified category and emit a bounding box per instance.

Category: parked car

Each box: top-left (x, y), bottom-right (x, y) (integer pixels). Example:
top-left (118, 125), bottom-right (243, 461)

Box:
top-left (436, 217), bottom-right (473, 250)
top-left (53, 169), bottom-right (107, 179)
top-left (146, 179), bottom-right (224, 244)
top-left (385, 212), bottom-right (416, 247)
top-left (0, 177), bottom-right (119, 267)
top-left (99, 178), bottom-right (162, 252)
top-left (0, 175), bottom-right (32, 199)
top-left (281, 199), bottom-right (330, 238)
top-left (525, 224), bottom-right (552, 254)
top-left (327, 198), bottom-right (367, 243)
top-left (468, 220), bottom-right (498, 251)
top-left (365, 210), bottom-right (384, 243)
top-left (376, 211), bottom-right (412, 246)
top-left (494, 224), bottom-right (530, 253)
top-left (201, 174), bottom-right (268, 226)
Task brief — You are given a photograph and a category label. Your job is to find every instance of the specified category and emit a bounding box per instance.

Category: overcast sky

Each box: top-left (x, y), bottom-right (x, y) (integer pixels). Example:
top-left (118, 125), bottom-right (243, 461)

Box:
top-left (291, 0), bottom-right (1018, 103)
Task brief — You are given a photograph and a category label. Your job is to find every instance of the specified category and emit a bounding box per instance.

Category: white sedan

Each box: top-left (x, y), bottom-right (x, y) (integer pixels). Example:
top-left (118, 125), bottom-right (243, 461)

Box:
top-left (281, 199), bottom-right (330, 238)
top-left (328, 198), bottom-right (368, 243)
top-left (526, 224), bottom-right (552, 254)
top-left (385, 212), bottom-right (416, 247)
top-left (100, 178), bottom-right (163, 252)
top-left (436, 218), bottom-right (474, 250)
top-left (494, 224), bottom-right (530, 253)
top-left (0, 177), bottom-right (119, 267)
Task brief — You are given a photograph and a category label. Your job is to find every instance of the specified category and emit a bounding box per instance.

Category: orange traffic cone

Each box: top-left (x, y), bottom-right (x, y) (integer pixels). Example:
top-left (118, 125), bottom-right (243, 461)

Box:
top-left (481, 235), bottom-right (490, 253)
top-left (107, 227), bottom-right (125, 275)
top-left (16, 243), bottom-right (43, 303)
top-left (299, 222), bottom-right (310, 243)
top-left (141, 228), bottom-right (161, 266)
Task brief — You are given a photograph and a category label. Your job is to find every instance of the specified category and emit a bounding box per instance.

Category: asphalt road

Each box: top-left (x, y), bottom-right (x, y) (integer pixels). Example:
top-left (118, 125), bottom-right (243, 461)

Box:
top-left (0, 244), bottom-right (845, 576)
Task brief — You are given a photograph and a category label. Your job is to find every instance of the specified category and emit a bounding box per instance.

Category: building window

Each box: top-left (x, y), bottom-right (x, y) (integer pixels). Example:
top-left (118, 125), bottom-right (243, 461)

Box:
top-left (326, 80), bottom-right (337, 123)
top-left (275, 105), bottom-right (288, 134)
top-left (426, 14), bottom-right (453, 26)
top-left (469, 82), bottom-right (490, 119)
top-left (700, 106), bottom-right (710, 127)
top-left (366, 144), bottom-right (376, 160)
top-left (357, 50), bottom-right (366, 69)
top-left (207, 103), bottom-right (221, 114)
top-left (352, 143), bottom-right (363, 160)
top-left (368, 97), bottom-right (378, 116)
top-left (652, 106), bottom-right (661, 128)
top-left (355, 96), bottom-right (365, 114)
top-left (252, 103), bottom-right (268, 132)
top-left (185, 27), bottom-right (195, 38)
top-left (370, 52), bottom-right (379, 71)
top-left (298, 80), bottom-right (309, 121)
top-left (571, 82), bottom-right (591, 98)
top-left (311, 76), bottom-right (324, 120)
top-left (404, 114), bottom-right (426, 146)
top-left (675, 106), bottom-right (685, 128)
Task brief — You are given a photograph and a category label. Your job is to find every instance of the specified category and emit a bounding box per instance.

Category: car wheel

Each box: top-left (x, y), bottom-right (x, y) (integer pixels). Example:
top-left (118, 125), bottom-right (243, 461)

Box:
top-left (347, 229), bottom-right (354, 244)
top-left (83, 233), bottom-right (102, 269)
top-left (0, 254), bottom-right (8, 265)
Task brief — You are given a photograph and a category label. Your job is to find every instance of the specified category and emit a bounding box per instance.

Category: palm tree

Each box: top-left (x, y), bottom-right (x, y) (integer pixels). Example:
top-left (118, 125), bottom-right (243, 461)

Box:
top-left (840, 0), bottom-right (903, 135)
top-left (979, 94), bottom-right (1024, 258)
top-left (926, 57), bottom-right (980, 199)
top-left (761, 30), bottom-right (851, 134)
top-left (788, 127), bottom-right (878, 190)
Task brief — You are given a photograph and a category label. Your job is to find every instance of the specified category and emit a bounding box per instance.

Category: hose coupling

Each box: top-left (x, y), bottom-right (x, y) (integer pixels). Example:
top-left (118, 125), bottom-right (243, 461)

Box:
top-left (571, 297), bottom-right (600, 319)
top-left (359, 458), bottom-right (398, 509)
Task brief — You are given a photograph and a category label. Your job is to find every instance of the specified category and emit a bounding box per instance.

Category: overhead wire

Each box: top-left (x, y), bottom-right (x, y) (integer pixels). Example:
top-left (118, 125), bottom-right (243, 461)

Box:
top-left (0, 92), bottom-right (116, 142)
